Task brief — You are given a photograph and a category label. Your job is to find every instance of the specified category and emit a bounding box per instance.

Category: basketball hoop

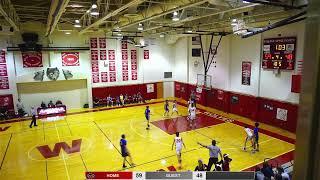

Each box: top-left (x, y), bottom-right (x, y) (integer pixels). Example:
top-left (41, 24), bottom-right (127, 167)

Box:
top-left (196, 74), bottom-right (212, 90)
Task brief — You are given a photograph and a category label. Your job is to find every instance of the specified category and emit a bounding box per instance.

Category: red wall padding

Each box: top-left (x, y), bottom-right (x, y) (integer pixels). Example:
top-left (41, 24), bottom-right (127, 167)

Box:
top-left (92, 83), bottom-right (157, 100)
top-left (174, 81), bottom-right (298, 133)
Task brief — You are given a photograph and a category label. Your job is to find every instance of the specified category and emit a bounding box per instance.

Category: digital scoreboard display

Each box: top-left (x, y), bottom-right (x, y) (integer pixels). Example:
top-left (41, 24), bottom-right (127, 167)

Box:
top-left (262, 37), bottom-right (296, 70)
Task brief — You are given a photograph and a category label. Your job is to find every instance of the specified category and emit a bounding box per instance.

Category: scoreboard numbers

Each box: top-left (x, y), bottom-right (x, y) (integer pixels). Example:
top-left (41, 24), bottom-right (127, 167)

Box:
top-left (262, 37), bottom-right (296, 70)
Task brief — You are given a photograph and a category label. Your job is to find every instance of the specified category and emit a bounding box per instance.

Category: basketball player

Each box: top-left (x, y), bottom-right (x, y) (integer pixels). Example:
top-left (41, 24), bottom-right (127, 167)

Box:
top-left (163, 100), bottom-right (169, 117)
top-left (145, 106), bottom-right (151, 130)
top-left (243, 126), bottom-right (254, 151)
top-left (171, 132), bottom-right (186, 169)
top-left (188, 103), bottom-right (196, 128)
top-left (253, 122), bottom-right (260, 152)
top-left (120, 134), bottom-right (135, 168)
top-left (171, 100), bottom-right (179, 116)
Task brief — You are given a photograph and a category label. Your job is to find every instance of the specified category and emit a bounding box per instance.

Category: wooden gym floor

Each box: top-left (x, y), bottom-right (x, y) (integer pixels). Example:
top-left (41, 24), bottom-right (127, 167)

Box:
top-left (0, 100), bottom-right (295, 180)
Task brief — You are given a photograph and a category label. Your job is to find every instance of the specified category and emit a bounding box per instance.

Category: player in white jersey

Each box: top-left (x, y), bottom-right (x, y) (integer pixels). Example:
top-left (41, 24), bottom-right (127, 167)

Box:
top-left (188, 103), bottom-right (196, 128)
top-left (243, 126), bottom-right (254, 151)
top-left (171, 132), bottom-right (186, 169)
top-left (171, 100), bottom-right (179, 116)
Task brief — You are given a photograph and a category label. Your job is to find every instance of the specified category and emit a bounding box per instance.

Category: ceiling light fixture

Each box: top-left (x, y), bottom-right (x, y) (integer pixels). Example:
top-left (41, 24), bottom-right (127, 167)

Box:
top-left (65, 32), bottom-right (71, 35)
top-left (160, 33), bottom-right (165, 38)
top-left (231, 19), bottom-right (237, 26)
top-left (90, 1), bottom-right (99, 16)
top-left (74, 19), bottom-right (81, 27)
top-left (186, 28), bottom-right (193, 33)
top-left (137, 23), bottom-right (144, 31)
top-left (172, 11), bottom-right (179, 21)
top-left (243, 0), bottom-right (251, 3)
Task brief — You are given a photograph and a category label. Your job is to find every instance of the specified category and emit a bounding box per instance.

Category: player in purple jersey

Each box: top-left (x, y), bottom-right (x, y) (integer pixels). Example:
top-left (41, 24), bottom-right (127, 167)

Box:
top-left (120, 134), bottom-right (134, 168)
top-left (163, 100), bottom-right (169, 117)
top-left (145, 106), bottom-right (151, 130)
top-left (253, 122), bottom-right (260, 152)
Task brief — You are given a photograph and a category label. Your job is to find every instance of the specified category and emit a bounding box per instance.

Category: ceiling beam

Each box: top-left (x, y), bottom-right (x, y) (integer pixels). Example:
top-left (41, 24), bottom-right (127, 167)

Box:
top-left (79, 0), bottom-right (147, 34)
top-left (46, 0), bottom-right (70, 36)
top-left (0, 0), bottom-right (20, 31)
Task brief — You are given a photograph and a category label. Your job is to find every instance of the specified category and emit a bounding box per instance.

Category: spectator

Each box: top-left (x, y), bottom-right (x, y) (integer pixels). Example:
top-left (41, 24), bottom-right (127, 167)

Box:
top-left (255, 167), bottom-right (265, 180)
top-left (16, 98), bottom-right (26, 117)
top-left (93, 97), bottom-right (100, 108)
top-left (194, 159), bottom-right (207, 171)
top-left (137, 91), bottom-right (142, 103)
top-left (41, 101), bottom-right (47, 108)
top-left (132, 94), bottom-right (137, 103)
top-left (197, 140), bottom-right (223, 171)
top-left (261, 161), bottom-right (274, 179)
top-left (48, 100), bottom-right (55, 108)
top-left (124, 94), bottom-right (129, 105)
top-left (116, 96), bottom-right (121, 106)
top-left (120, 94), bottom-right (124, 106)
top-left (277, 167), bottom-right (290, 180)
top-left (106, 95), bottom-right (113, 107)
top-left (275, 174), bottom-right (283, 180)
top-left (222, 154), bottom-right (232, 171)
top-left (56, 100), bottom-right (63, 106)
top-left (0, 106), bottom-right (8, 120)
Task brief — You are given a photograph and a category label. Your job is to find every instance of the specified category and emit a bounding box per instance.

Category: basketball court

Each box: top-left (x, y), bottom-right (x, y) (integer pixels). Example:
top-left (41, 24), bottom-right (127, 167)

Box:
top-left (0, 100), bottom-right (295, 179)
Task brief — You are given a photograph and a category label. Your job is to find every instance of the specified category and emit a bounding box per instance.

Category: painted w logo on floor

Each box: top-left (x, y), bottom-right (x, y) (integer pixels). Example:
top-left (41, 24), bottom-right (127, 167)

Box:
top-left (0, 126), bottom-right (10, 132)
top-left (37, 139), bottom-right (82, 159)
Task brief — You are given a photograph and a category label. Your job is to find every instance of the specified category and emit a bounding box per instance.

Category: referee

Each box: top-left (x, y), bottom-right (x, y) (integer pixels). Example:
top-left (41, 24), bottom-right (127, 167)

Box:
top-left (198, 140), bottom-right (223, 171)
top-left (29, 106), bottom-right (38, 128)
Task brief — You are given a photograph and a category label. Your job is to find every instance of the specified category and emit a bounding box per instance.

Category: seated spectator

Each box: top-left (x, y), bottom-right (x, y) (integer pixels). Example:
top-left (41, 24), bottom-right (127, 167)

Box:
top-left (222, 154), bottom-right (232, 171)
top-left (261, 161), bottom-right (274, 179)
top-left (255, 167), bottom-right (265, 180)
top-left (93, 97), bottom-right (100, 108)
top-left (115, 96), bottom-right (121, 106)
top-left (41, 101), bottom-right (47, 108)
top-left (132, 94), bottom-right (137, 103)
top-left (16, 98), bottom-right (26, 117)
top-left (0, 106), bottom-right (8, 120)
top-left (119, 94), bottom-right (124, 106)
top-left (48, 100), bottom-right (55, 108)
top-left (124, 94), bottom-right (129, 105)
top-left (106, 95), bottom-right (113, 107)
top-left (194, 159), bottom-right (207, 171)
top-left (56, 100), bottom-right (63, 106)
top-left (277, 167), bottom-right (290, 180)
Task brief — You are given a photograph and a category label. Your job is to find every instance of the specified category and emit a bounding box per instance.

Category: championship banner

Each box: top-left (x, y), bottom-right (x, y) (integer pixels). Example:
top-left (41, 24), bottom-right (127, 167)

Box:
top-left (121, 41), bottom-right (127, 49)
top-left (0, 94), bottom-right (13, 108)
top-left (122, 50), bottom-right (128, 60)
top-left (99, 38), bottom-right (106, 48)
top-left (241, 61), bottom-right (251, 85)
top-left (109, 61), bottom-right (116, 71)
top-left (92, 72), bottom-right (99, 83)
top-left (0, 77), bottom-right (9, 89)
top-left (143, 50), bottom-right (149, 59)
top-left (91, 50), bottom-right (99, 61)
top-left (0, 51), bottom-right (5, 63)
top-left (131, 62), bottom-right (137, 71)
top-left (22, 52), bottom-right (43, 67)
top-left (217, 90), bottom-right (224, 100)
top-left (132, 71), bottom-right (137, 80)
top-left (122, 61), bottom-right (128, 71)
top-left (0, 64), bottom-right (8, 76)
top-left (108, 50), bottom-right (115, 60)
top-left (101, 72), bottom-right (108, 82)
top-left (147, 84), bottom-right (154, 93)
top-left (109, 71), bottom-right (116, 82)
top-left (91, 61), bottom-right (99, 72)
top-left (122, 71), bottom-right (128, 81)
top-left (131, 50), bottom-right (137, 60)
top-left (100, 50), bottom-right (107, 60)
top-left (90, 38), bottom-right (98, 48)
top-left (61, 52), bottom-right (80, 66)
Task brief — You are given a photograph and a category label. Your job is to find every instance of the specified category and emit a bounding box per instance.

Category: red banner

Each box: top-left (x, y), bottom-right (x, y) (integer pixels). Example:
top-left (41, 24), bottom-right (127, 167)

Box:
top-left (108, 50), bottom-right (115, 60)
top-left (132, 71), bottom-right (137, 80)
top-left (122, 61), bottom-right (128, 71)
top-left (121, 41), bottom-right (127, 49)
top-left (61, 52), bottom-right (79, 66)
top-left (99, 38), bottom-right (106, 48)
top-left (91, 61), bottom-right (99, 72)
top-left (90, 38), bottom-right (98, 48)
top-left (92, 72), bottom-right (99, 83)
top-left (101, 72), bottom-right (108, 82)
top-left (109, 71), bottom-right (116, 82)
top-left (0, 94), bottom-right (13, 109)
top-left (0, 64), bottom-right (8, 76)
top-left (109, 61), bottom-right (116, 71)
top-left (122, 71), bottom-right (128, 81)
top-left (242, 61), bottom-right (251, 85)
top-left (0, 51), bottom-right (5, 63)
top-left (100, 50), bottom-right (107, 60)
top-left (131, 50), bottom-right (137, 60)
top-left (131, 61), bottom-right (137, 70)
top-left (91, 50), bottom-right (98, 61)
top-left (122, 50), bottom-right (128, 60)
top-left (22, 52), bottom-right (43, 67)
top-left (0, 77), bottom-right (9, 89)
top-left (143, 50), bottom-right (149, 59)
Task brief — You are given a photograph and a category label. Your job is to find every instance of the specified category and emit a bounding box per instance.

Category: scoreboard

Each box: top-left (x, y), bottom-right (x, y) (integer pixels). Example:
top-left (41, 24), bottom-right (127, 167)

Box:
top-left (262, 37), bottom-right (296, 70)
top-left (85, 171), bottom-right (255, 180)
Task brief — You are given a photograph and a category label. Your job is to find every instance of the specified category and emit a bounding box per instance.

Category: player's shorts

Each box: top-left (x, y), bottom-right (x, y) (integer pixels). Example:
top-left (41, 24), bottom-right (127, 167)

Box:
top-left (173, 108), bottom-right (178, 112)
top-left (121, 151), bottom-right (128, 157)
top-left (190, 114), bottom-right (196, 120)
top-left (176, 148), bottom-right (182, 155)
top-left (165, 108), bottom-right (169, 112)
top-left (146, 116), bottom-right (150, 121)
top-left (254, 136), bottom-right (259, 143)
top-left (246, 135), bottom-right (253, 140)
